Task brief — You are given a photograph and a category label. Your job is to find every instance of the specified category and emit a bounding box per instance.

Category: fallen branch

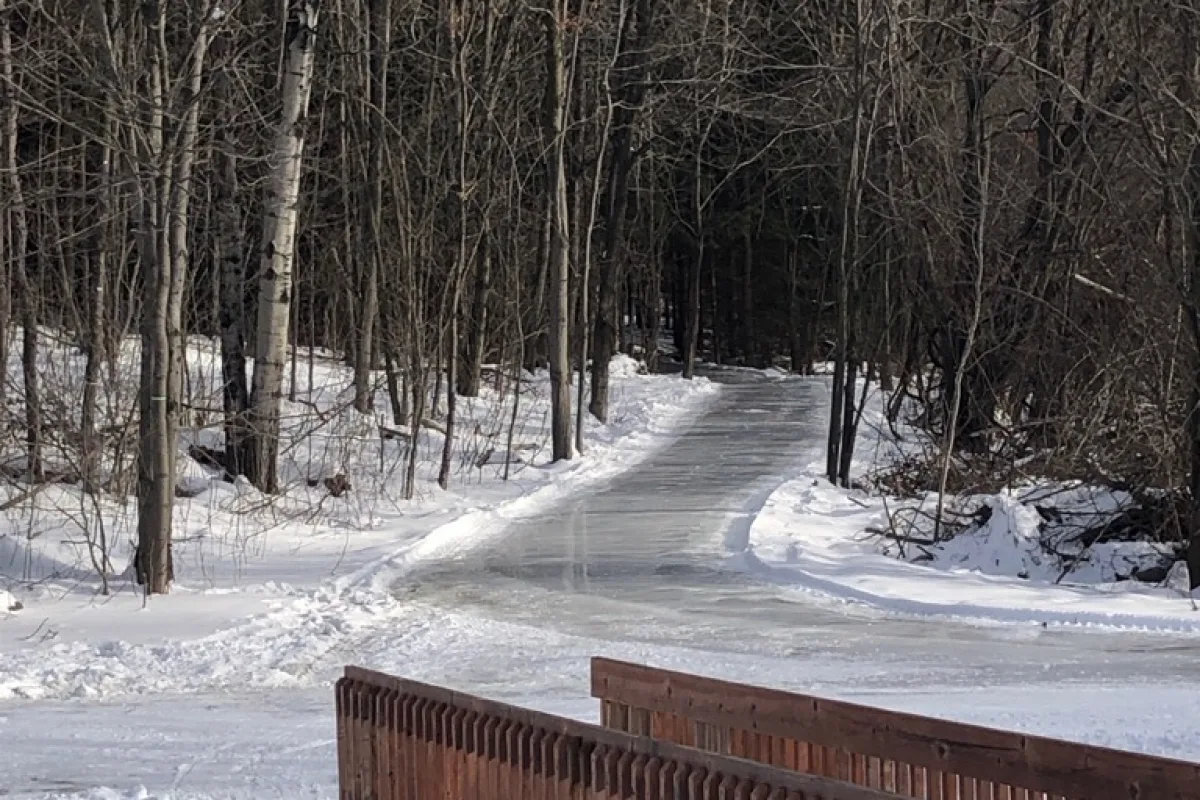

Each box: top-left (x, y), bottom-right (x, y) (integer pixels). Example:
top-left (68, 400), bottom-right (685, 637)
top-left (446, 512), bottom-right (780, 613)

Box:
top-left (381, 417), bottom-right (448, 439)
top-left (0, 483), bottom-right (49, 512)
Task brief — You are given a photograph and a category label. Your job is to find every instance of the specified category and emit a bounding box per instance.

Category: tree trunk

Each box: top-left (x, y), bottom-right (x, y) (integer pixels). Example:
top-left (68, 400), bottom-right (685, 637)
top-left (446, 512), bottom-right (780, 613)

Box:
top-left (526, 190), bottom-right (552, 372)
top-left (672, 250), bottom-right (686, 357)
top-left (167, 10), bottom-right (209, 455)
top-left (787, 245), bottom-right (804, 373)
top-left (644, 264), bottom-right (661, 371)
top-left (248, 0), bottom-right (319, 494)
top-left (0, 108), bottom-right (6, 418)
top-left (837, 348), bottom-right (858, 487)
top-left (741, 231), bottom-right (755, 366)
top-left (383, 336), bottom-right (406, 426)
top-left (935, 31), bottom-right (991, 538)
top-left (589, 0), bottom-right (657, 422)
top-left (828, 0), bottom-right (869, 486)
top-left (135, 0), bottom-right (173, 593)
top-left (576, 79), bottom-right (617, 453)
top-left (438, 318), bottom-right (458, 489)
top-left (544, 0), bottom-right (573, 461)
top-left (353, 0), bottom-right (390, 413)
top-left (215, 32), bottom-right (250, 476)
top-left (82, 105), bottom-right (117, 495)
top-left (1187, 139), bottom-right (1200, 592)
top-left (682, 243), bottom-right (702, 379)
top-left (459, 239), bottom-right (490, 398)
top-left (709, 254), bottom-right (721, 365)
top-left (1, 0), bottom-right (38, 481)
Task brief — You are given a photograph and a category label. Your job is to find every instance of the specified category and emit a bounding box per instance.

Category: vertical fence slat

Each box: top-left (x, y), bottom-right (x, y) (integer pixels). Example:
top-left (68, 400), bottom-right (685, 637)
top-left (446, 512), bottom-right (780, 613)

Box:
top-left (929, 769), bottom-right (945, 800)
top-left (644, 757), bottom-right (662, 800)
top-left (376, 689), bottom-right (390, 800)
top-left (896, 761), bottom-right (913, 797)
top-left (377, 688), bottom-right (393, 800)
top-left (541, 728), bottom-right (557, 800)
top-left (397, 695), bottom-right (413, 800)
top-left (344, 682), bottom-right (359, 800)
top-left (660, 758), bottom-right (682, 799)
top-left (352, 684), bottom-right (368, 799)
top-left (335, 680), bottom-right (351, 800)
top-left (550, 733), bottom-right (570, 799)
top-left (422, 698), bottom-right (438, 800)
top-left (460, 710), bottom-right (477, 799)
top-left (589, 744), bottom-right (607, 799)
top-left (484, 715), bottom-right (498, 799)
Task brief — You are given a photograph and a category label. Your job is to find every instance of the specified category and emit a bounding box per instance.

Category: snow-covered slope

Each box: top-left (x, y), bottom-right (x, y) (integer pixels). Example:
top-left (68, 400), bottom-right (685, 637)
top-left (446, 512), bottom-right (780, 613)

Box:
top-left (0, 346), bottom-right (719, 701)
top-left (739, 380), bottom-right (1200, 633)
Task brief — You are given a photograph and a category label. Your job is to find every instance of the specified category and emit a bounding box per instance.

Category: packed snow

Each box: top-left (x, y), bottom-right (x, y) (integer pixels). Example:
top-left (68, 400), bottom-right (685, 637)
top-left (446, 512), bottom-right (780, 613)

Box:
top-left (0, 343), bottom-right (718, 702)
top-left (4, 356), bottom-right (1200, 798)
top-left (742, 382), bottom-right (1200, 633)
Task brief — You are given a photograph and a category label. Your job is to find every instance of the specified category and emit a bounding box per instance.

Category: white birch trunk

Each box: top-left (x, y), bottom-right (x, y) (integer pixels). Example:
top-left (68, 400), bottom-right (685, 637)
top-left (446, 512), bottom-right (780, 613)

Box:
top-left (248, 0), bottom-right (319, 493)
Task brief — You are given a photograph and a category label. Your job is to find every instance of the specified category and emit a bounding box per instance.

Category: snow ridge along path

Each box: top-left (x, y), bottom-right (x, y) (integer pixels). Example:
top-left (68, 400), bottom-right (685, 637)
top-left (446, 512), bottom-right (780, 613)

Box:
top-left (742, 399), bottom-right (1200, 636)
top-left (6, 369), bottom-right (1200, 800)
top-left (0, 359), bottom-right (719, 701)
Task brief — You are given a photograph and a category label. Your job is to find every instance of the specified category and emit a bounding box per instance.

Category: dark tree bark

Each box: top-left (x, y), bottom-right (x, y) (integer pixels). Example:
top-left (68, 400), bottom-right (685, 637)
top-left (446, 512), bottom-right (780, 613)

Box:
top-left (458, 239), bottom-right (491, 397)
top-left (353, 0), bottom-right (391, 413)
top-left (1, 0), bottom-right (39, 481)
top-left (214, 29), bottom-right (251, 477)
top-left (741, 230), bottom-right (756, 366)
top-left (543, 0), bottom-right (573, 461)
top-left (589, 0), bottom-right (657, 421)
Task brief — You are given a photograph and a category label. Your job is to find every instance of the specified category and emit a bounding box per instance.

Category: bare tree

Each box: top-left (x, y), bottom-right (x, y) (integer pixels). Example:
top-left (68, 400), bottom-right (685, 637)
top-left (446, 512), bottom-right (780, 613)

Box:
top-left (214, 23), bottom-right (251, 477)
top-left (588, 0), bottom-right (657, 421)
top-left (248, 0), bottom-right (320, 493)
top-left (543, 0), bottom-right (573, 461)
top-left (1, 0), bottom-right (38, 481)
top-left (352, 0), bottom-right (391, 414)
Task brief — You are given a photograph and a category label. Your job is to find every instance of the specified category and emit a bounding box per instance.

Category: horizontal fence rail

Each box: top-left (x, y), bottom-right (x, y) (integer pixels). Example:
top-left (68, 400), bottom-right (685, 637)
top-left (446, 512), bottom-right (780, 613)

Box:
top-left (591, 658), bottom-right (1200, 800)
top-left (336, 665), bottom-right (903, 800)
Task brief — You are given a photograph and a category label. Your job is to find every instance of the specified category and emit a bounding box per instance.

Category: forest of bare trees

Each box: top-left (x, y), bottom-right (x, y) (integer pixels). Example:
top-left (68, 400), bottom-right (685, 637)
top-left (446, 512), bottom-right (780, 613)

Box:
top-left (3, 0), bottom-right (1200, 594)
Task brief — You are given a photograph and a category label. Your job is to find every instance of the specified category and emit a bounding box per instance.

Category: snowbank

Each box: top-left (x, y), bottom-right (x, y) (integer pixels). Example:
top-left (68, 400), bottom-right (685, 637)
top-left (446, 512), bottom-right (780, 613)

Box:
top-left (739, 384), bottom-right (1200, 634)
top-left (876, 487), bottom-right (1184, 587)
top-left (0, 345), bottom-right (718, 701)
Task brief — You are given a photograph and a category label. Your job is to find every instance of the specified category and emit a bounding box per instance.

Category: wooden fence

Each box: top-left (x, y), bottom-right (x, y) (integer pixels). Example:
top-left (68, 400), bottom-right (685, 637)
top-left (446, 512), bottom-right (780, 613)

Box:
top-left (591, 657), bottom-right (1200, 800)
top-left (335, 665), bottom-right (900, 799)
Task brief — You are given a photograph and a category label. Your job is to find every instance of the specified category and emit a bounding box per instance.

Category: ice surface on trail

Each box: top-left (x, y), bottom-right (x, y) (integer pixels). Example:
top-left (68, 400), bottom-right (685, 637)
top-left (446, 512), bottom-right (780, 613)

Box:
top-left (5, 363), bottom-right (1200, 798)
top-left (0, 350), bottom-right (719, 702)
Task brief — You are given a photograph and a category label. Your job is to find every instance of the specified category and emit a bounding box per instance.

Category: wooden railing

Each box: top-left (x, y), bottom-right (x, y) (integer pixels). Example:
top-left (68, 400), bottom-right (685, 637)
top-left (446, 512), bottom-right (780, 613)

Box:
top-left (591, 657), bottom-right (1200, 800)
top-left (336, 665), bottom-right (901, 799)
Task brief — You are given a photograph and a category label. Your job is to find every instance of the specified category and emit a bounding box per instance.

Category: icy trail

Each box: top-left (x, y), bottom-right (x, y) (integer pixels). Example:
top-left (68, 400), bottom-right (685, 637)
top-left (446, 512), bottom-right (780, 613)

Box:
top-left (4, 371), bottom-right (1200, 798)
top-left (401, 373), bottom-right (1200, 686)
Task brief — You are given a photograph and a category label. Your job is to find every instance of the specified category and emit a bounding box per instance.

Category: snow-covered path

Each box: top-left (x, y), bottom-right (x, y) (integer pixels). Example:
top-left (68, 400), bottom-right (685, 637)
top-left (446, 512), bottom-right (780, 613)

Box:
top-left (5, 372), bottom-right (1200, 798)
top-left (401, 373), bottom-right (1200, 687)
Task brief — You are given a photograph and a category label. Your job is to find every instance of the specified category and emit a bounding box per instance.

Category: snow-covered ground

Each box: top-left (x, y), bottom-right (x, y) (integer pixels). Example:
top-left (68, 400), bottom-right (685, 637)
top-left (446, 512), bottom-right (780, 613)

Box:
top-left (4, 357), bottom-right (1200, 798)
top-left (0, 341), bottom-right (724, 797)
top-left (742, 384), bottom-right (1200, 634)
top-left (0, 347), bottom-right (718, 700)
